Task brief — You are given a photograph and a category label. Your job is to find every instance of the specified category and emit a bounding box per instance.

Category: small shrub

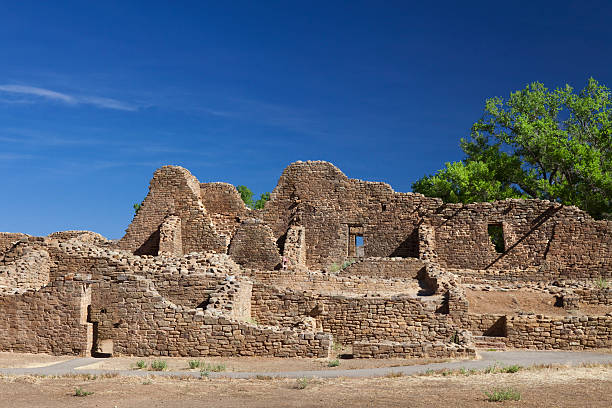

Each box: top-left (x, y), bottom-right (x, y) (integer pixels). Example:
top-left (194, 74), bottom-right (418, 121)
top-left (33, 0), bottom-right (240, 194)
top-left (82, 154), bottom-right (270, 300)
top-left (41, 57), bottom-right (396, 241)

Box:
top-left (296, 377), bottom-right (309, 389)
top-left (501, 364), bottom-right (521, 373)
top-left (255, 375), bottom-right (274, 380)
top-left (188, 360), bottom-right (201, 369)
top-left (385, 371), bottom-right (404, 378)
top-left (596, 277), bottom-right (608, 289)
top-left (328, 359), bottom-right (340, 367)
top-left (424, 369), bottom-right (434, 376)
top-left (200, 369), bottom-right (210, 378)
top-left (483, 363), bottom-right (499, 374)
top-left (136, 360), bottom-right (146, 369)
top-left (150, 360), bottom-right (167, 371)
top-left (202, 363), bottom-right (226, 372)
top-left (329, 263), bottom-right (341, 273)
top-left (74, 387), bottom-right (94, 397)
top-left (485, 388), bottom-right (521, 402)
top-left (142, 379), bottom-right (152, 385)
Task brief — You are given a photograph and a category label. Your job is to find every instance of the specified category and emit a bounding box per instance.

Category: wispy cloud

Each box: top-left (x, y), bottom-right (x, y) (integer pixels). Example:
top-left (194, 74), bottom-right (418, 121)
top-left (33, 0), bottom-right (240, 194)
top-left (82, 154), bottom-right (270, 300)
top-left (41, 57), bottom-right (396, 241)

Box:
top-left (0, 84), bottom-right (137, 111)
top-left (198, 97), bottom-right (328, 137)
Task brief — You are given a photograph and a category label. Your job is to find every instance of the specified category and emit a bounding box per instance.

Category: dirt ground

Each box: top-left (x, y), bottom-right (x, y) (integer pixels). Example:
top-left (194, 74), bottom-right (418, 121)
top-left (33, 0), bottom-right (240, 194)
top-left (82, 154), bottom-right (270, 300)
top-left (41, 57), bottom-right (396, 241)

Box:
top-left (1, 365), bottom-right (611, 407)
top-left (466, 289), bottom-right (593, 316)
top-left (0, 352), bottom-right (69, 368)
top-left (76, 355), bottom-right (461, 372)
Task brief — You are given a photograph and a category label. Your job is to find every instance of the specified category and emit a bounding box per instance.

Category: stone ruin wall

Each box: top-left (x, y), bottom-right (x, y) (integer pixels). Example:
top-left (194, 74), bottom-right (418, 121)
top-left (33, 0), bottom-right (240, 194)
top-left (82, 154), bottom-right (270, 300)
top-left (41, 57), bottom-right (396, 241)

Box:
top-left (199, 182), bottom-right (250, 239)
top-left (250, 282), bottom-right (460, 345)
top-left (0, 233), bottom-right (29, 255)
top-left (429, 200), bottom-right (611, 279)
top-left (89, 273), bottom-right (331, 358)
top-left (118, 166), bottom-right (227, 256)
top-left (261, 161), bottom-right (442, 269)
top-left (0, 279), bottom-right (91, 356)
top-left (228, 219), bottom-right (281, 270)
top-left (339, 257), bottom-right (426, 280)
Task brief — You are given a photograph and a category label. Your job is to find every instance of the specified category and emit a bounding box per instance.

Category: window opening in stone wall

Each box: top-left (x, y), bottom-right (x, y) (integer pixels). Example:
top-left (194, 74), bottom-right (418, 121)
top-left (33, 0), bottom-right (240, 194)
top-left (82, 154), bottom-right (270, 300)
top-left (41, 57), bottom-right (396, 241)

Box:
top-left (487, 224), bottom-right (505, 253)
top-left (355, 235), bottom-right (364, 257)
top-left (348, 225), bottom-right (364, 257)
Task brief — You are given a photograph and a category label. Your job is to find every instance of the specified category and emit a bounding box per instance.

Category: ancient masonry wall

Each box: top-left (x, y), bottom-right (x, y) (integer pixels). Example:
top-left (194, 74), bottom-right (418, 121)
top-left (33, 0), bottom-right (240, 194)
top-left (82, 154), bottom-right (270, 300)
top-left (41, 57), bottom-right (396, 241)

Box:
top-left (199, 182), bottom-right (249, 239)
top-left (251, 283), bottom-right (459, 344)
top-left (0, 279), bottom-right (91, 356)
top-left (0, 232), bottom-right (29, 255)
top-left (89, 274), bottom-right (331, 358)
top-left (573, 288), bottom-right (612, 306)
top-left (352, 340), bottom-right (476, 359)
top-left (0, 248), bottom-right (50, 292)
top-left (118, 166), bottom-right (227, 255)
top-left (262, 161), bottom-right (442, 269)
top-left (228, 219), bottom-right (281, 270)
top-left (158, 215), bottom-right (183, 257)
top-left (429, 200), bottom-right (611, 279)
top-left (504, 315), bottom-right (612, 350)
top-left (245, 269), bottom-right (423, 296)
top-left (282, 226), bottom-right (306, 269)
top-left (205, 278), bottom-right (253, 321)
top-left (339, 257), bottom-right (425, 279)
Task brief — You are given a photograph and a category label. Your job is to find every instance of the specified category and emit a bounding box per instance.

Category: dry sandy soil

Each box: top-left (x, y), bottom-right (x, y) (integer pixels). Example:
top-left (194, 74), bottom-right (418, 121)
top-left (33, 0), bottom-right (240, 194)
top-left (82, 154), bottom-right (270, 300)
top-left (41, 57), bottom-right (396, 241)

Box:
top-left (1, 365), bottom-right (611, 407)
top-left (465, 288), bottom-right (612, 316)
top-left (0, 352), bottom-right (69, 368)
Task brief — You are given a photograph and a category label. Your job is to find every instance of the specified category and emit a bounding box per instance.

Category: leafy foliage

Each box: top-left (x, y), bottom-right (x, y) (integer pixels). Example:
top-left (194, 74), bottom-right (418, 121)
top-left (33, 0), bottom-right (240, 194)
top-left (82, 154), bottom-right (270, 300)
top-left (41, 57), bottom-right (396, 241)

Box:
top-left (133, 202), bottom-right (143, 214)
top-left (413, 78), bottom-right (612, 219)
top-left (237, 185), bottom-right (270, 209)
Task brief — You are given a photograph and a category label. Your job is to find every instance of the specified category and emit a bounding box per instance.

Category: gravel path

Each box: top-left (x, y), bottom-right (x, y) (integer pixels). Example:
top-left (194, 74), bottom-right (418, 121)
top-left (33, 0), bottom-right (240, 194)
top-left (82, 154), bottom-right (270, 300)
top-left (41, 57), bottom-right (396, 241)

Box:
top-left (0, 351), bottom-right (610, 379)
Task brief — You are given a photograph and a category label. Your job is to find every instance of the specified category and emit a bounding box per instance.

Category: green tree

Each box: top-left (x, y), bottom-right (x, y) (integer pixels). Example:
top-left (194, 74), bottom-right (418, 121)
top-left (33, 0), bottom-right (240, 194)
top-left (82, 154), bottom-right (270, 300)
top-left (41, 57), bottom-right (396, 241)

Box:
top-left (413, 78), bottom-right (612, 219)
top-left (254, 192), bottom-right (270, 209)
top-left (237, 186), bottom-right (270, 209)
top-left (236, 185), bottom-right (254, 208)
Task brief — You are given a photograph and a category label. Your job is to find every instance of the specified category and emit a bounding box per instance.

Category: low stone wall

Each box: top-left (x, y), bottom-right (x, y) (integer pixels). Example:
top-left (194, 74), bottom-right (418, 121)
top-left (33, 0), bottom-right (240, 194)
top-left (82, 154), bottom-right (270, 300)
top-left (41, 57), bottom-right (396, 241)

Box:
top-left (90, 274), bottom-right (331, 358)
top-left (251, 283), bottom-right (458, 344)
top-left (340, 257), bottom-right (425, 279)
top-left (466, 313), bottom-right (507, 336)
top-left (246, 269), bottom-right (420, 296)
top-left (0, 279), bottom-right (91, 356)
top-left (574, 288), bottom-right (612, 306)
top-left (353, 341), bottom-right (476, 359)
top-left (505, 314), bottom-right (612, 350)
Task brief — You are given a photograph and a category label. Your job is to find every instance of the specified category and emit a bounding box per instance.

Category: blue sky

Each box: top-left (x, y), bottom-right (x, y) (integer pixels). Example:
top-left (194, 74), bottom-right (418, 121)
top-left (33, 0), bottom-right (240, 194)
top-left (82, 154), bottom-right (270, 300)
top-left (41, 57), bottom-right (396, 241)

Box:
top-left (1, 1), bottom-right (611, 238)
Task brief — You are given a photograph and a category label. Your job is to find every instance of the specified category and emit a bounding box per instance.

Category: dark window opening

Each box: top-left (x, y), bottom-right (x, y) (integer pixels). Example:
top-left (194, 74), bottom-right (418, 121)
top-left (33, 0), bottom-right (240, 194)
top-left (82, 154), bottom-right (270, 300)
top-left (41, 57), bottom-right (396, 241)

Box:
top-left (381, 204), bottom-right (387, 211)
top-left (487, 224), bottom-right (505, 253)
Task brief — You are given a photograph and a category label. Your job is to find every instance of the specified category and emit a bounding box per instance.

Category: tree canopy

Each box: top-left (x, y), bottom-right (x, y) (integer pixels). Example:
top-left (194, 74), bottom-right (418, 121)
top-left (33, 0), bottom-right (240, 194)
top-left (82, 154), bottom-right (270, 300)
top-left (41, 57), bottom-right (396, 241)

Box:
top-left (412, 78), bottom-right (612, 220)
top-left (236, 185), bottom-right (270, 210)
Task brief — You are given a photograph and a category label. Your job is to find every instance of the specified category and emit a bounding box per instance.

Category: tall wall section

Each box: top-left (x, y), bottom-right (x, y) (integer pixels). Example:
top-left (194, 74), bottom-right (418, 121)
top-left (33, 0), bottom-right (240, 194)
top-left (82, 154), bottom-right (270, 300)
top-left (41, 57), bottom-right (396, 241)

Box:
top-left (118, 166), bottom-right (227, 255)
top-left (199, 182), bottom-right (250, 239)
top-left (262, 161), bottom-right (441, 269)
top-left (427, 200), bottom-right (611, 278)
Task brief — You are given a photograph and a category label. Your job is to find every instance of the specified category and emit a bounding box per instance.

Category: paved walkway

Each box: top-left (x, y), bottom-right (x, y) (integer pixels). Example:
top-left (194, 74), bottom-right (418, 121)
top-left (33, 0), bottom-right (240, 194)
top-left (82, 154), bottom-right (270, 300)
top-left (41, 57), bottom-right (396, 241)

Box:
top-left (0, 351), bottom-right (610, 379)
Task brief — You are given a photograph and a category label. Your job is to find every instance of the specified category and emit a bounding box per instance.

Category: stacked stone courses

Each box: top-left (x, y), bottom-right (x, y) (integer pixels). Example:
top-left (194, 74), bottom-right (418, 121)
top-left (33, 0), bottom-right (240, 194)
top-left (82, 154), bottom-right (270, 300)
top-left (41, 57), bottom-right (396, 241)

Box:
top-left (0, 161), bottom-right (610, 359)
